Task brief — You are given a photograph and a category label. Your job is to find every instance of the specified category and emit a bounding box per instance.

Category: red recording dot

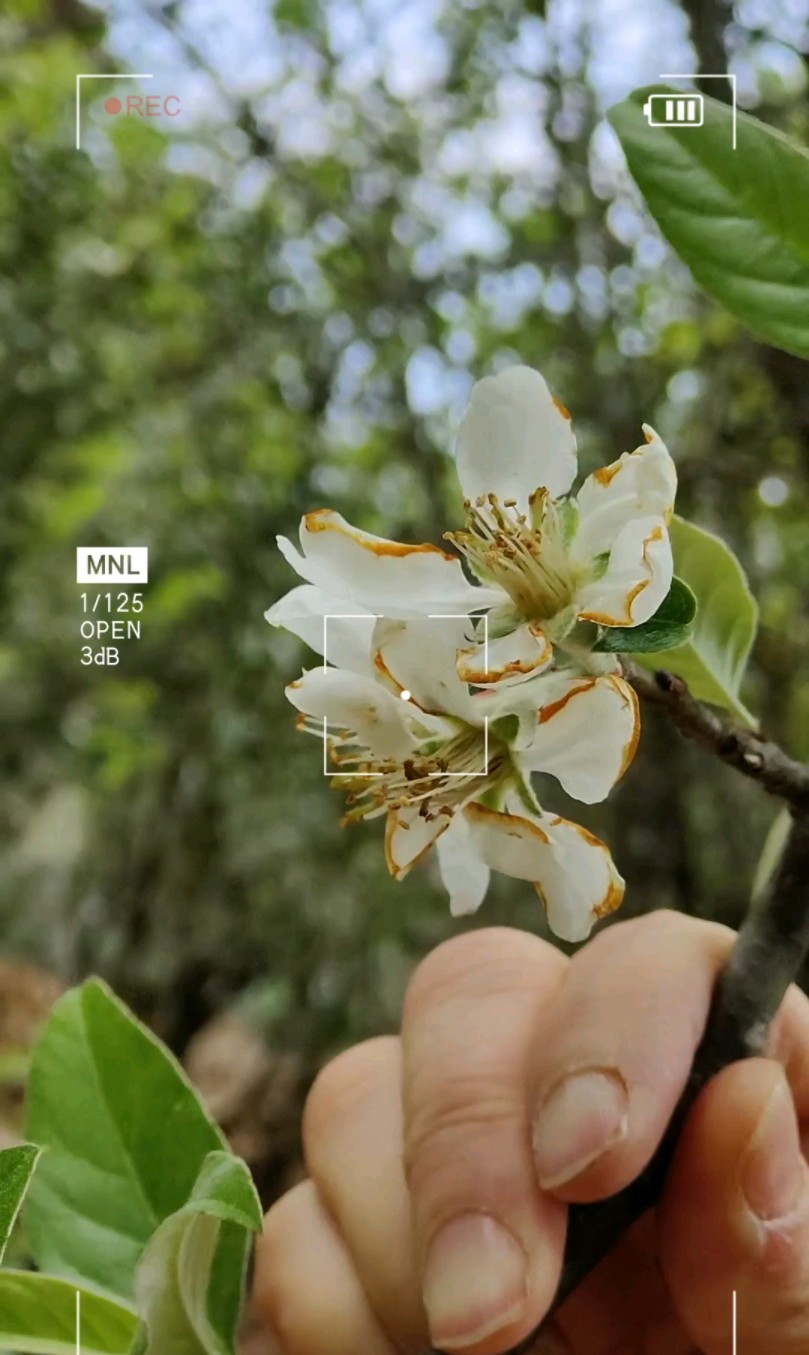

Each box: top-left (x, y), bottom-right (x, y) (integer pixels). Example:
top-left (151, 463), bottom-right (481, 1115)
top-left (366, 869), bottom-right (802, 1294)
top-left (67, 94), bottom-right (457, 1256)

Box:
top-left (104, 96), bottom-right (122, 115)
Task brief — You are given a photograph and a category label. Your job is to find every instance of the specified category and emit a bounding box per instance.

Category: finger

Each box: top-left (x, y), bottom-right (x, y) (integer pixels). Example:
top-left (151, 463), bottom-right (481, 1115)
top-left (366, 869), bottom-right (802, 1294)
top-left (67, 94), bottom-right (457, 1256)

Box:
top-left (527, 911), bottom-right (733, 1202)
top-left (660, 1055), bottom-right (809, 1354)
top-left (401, 926), bottom-right (568, 1354)
top-left (252, 1180), bottom-right (396, 1355)
top-left (303, 1035), bottom-right (427, 1353)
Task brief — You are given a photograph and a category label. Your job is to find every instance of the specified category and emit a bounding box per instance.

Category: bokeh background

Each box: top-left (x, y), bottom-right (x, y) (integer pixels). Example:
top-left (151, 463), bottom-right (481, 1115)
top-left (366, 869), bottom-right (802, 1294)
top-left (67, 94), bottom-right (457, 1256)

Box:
top-left (2, 0), bottom-right (809, 1200)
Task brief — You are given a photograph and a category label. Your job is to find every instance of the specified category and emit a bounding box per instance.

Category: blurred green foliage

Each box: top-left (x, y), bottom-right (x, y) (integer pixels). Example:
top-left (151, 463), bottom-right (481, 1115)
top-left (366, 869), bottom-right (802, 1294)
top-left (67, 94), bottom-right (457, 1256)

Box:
top-left (1, 0), bottom-right (809, 1091)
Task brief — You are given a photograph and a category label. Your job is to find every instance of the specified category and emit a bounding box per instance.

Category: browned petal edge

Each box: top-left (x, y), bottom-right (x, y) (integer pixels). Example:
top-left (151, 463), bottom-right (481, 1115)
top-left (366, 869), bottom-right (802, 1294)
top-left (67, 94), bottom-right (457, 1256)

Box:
top-left (384, 808), bottom-right (448, 879)
top-left (456, 642), bottom-right (552, 686)
top-left (552, 395), bottom-right (572, 420)
top-left (537, 670), bottom-right (640, 779)
top-left (578, 522), bottom-right (665, 627)
top-left (537, 677), bottom-right (598, 724)
top-left (464, 800), bottom-right (551, 843)
top-left (303, 508), bottom-right (457, 562)
top-left (592, 457), bottom-right (625, 488)
top-left (545, 815), bottom-right (626, 920)
top-left (373, 645), bottom-right (406, 695)
top-left (593, 872), bottom-right (625, 920)
top-left (373, 646), bottom-right (447, 718)
top-left (592, 434), bottom-right (661, 489)
top-left (614, 676), bottom-right (641, 779)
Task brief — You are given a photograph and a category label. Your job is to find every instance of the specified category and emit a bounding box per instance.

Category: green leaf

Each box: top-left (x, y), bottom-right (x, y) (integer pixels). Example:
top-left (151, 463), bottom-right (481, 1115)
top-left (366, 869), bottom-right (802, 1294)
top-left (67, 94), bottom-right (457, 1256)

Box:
top-left (134, 1151), bottom-right (262, 1355)
top-left (595, 576), bottom-right (697, 653)
top-left (751, 808), bottom-right (792, 905)
top-left (608, 85), bottom-right (809, 358)
top-left (0, 1273), bottom-right (137, 1354)
top-left (0, 1050), bottom-right (30, 1084)
top-left (636, 517), bottom-right (758, 725)
top-left (25, 978), bottom-right (226, 1300)
top-left (0, 1145), bottom-right (40, 1262)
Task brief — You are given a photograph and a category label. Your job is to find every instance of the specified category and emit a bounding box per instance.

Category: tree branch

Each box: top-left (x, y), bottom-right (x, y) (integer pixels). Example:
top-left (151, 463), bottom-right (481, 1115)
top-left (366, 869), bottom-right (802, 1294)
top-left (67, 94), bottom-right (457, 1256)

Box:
top-left (623, 662), bottom-right (809, 807)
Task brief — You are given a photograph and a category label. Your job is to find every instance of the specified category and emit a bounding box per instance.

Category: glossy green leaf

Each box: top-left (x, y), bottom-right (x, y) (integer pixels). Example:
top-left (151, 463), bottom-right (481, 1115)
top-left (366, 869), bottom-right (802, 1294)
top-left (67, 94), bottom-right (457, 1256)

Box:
top-left (608, 86), bottom-right (809, 358)
top-left (0, 1145), bottom-right (40, 1262)
top-left (637, 517), bottom-right (758, 725)
top-left (25, 979), bottom-right (226, 1300)
top-left (595, 576), bottom-right (696, 654)
top-left (134, 1151), bottom-right (262, 1355)
top-left (0, 1273), bottom-right (137, 1354)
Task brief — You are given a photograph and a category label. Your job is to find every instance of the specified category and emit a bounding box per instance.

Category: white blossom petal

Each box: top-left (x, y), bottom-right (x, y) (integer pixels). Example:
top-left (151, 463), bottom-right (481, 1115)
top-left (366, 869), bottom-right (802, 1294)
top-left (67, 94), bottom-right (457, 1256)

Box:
top-left (265, 585), bottom-right (376, 675)
top-left (574, 427), bottom-right (677, 562)
top-left (466, 665), bottom-right (575, 749)
top-left (516, 674), bottom-right (640, 802)
top-left (577, 514), bottom-right (673, 628)
top-left (373, 617), bottom-right (478, 723)
top-left (285, 668), bottom-right (421, 759)
top-left (279, 510), bottom-right (499, 615)
top-left (537, 816), bottom-right (625, 941)
top-left (435, 813), bottom-right (491, 916)
top-left (456, 622), bottom-right (553, 689)
top-left (456, 366), bottom-right (578, 512)
top-left (385, 804), bottom-right (450, 879)
top-left (464, 802), bottom-right (624, 942)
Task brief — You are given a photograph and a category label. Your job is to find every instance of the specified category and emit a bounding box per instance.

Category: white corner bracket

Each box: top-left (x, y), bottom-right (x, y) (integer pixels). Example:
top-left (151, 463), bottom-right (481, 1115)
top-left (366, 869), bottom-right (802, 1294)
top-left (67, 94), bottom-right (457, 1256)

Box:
top-left (75, 73), bottom-right (154, 150)
top-left (658, 72), bottom-right (737, 149)
top-left (320, 611), bottom-right (490, 777)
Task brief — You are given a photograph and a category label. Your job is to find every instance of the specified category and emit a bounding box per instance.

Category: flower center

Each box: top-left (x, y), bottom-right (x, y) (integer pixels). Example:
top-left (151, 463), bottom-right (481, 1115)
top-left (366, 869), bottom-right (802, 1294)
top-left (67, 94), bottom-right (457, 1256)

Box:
top-left (446, 491), bottom-right (576, 623)
top-left (299, 718), bottom-right (507, 825)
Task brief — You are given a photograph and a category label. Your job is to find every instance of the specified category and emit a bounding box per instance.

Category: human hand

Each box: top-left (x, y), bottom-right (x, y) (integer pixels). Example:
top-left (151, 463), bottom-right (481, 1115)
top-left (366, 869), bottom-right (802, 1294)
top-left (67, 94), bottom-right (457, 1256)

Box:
top-left (249, 913), bottom-right (809, 1353)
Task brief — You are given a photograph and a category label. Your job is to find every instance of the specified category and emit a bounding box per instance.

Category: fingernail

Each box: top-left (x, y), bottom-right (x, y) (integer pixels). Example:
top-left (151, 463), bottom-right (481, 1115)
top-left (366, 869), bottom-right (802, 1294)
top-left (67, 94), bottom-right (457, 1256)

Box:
top-left (533, 1067), bottom-right (628, 1189)
top-left (423, 1213), bottom-right (527, 1349)
top-left (742, 1075), bottom-right (809, 1224)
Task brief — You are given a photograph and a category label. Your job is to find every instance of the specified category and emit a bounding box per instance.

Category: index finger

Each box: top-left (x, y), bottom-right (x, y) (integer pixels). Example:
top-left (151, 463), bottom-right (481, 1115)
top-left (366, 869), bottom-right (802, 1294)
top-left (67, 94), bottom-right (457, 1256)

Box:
top-left (401, 926), bottom-right (567, 1354)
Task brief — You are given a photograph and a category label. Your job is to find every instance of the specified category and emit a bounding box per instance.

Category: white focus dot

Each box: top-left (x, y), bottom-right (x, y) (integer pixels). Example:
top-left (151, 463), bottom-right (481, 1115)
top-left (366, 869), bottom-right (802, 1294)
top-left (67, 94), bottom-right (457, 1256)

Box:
top-left (400, 689), bottom-right (412, 701)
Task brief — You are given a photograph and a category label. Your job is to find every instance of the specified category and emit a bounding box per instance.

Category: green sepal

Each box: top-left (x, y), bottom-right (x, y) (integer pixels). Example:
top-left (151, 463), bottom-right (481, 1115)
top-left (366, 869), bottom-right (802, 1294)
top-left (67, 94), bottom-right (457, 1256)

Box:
top-left (509, 771), bottom-right (542, 818)
top-left (557, 498), bottom-right (580, 548)
top-left (491, 714), bottom-right (519, 744)
top-left (594, 577), bottom-right (697, 654)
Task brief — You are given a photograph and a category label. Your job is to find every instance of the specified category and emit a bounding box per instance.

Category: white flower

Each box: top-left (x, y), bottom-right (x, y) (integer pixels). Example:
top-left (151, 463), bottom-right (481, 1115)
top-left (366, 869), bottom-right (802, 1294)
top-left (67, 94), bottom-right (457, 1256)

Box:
top-left (272, 603), bottom-right (637, 942)
top-left (272, 365), bottom-right (677, 688)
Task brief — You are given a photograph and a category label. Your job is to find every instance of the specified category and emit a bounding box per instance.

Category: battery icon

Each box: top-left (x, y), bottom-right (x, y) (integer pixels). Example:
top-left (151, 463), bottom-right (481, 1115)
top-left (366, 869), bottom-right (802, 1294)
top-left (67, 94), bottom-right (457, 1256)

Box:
top-left (643, 93), bottom-right (704, 127)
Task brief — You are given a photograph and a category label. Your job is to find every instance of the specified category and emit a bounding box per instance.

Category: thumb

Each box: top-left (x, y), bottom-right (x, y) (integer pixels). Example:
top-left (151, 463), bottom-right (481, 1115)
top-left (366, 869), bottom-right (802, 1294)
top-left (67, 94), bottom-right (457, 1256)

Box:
top-left (659, 1058), bottom-right (809, 1355)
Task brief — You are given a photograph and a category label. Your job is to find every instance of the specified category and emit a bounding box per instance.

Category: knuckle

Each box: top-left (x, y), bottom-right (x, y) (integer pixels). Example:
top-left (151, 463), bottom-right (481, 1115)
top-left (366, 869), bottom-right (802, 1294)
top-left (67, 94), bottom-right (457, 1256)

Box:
top-left (628, 907), bottom-right (730, 954)
top-left (303, 1035), bottom-right (399, 1160)
top-left (633, 907), bottom-right (697, 947)
top-left (404, 926), bottom-right (556, 1025)
top-left (597, 908), bottom-right (687, 955)
top-left (403, 1073), bottom-right (523, 1198)
top-left (577, 908), bottom-right (705, 970)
